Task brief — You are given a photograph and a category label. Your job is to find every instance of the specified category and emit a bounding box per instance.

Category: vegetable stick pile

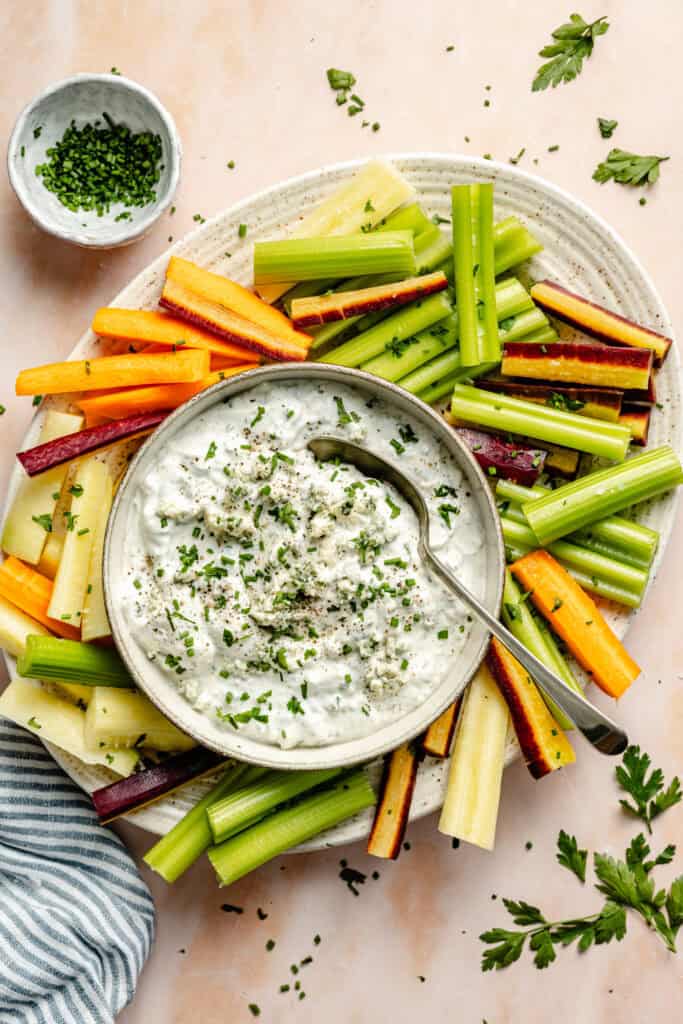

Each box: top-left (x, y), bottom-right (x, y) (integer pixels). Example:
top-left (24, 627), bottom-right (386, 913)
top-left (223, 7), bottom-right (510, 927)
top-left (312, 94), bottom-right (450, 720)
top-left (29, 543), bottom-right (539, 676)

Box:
top-left (1, 159), bottom-right (681, 889)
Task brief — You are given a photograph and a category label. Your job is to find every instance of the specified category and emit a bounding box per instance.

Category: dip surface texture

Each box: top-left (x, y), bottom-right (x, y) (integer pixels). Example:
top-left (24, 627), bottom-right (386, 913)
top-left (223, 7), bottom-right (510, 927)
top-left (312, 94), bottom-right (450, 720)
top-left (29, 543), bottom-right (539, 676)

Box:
top-left (120, 380), bottom-right (486, 748)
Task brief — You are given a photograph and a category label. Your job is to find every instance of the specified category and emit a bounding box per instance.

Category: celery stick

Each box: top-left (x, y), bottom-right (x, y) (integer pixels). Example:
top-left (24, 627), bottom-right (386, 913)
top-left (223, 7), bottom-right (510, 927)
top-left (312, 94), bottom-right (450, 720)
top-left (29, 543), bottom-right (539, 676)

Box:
top-left (500, 517), bottom-right (648, 596)
top-left (413, 227), bottom-right (453, 275)
top-left (18, 635), bottom-right (132, 687)
top-left (451, 384), bottom-right (632, 462)
top-left (534, 617), bottom-right (581, 695)
top-left (309, 221), bottom-right (531, 350)
top-left (417, 364), bottom-right (497, 404)
top-left (254, 231), bottom-right (416, 284)
top-left (523, 445), bottom-right (683, 546)
top-left (570, 527), bottom-right (655, 569)
top-left (451, 183), bottom-right (499, 367)
top-left (396, 286), bottom-right (536, 395)
top-left (376, 201), bottom-right (433, 236)
top-left (400, 348), bottom-right (464, 395)
top-left (208, 771), bottom-right (375, 887)
top-left (307, 225), bottom-right (447, 349)
top-left (281, 277), bottom-right (340, 307)
top-left (438, 217), bottom-right (542, 286)
top-left (324, 276), bottom-right (530, 370)
top-left (504, 533), bottom-right (643, 607)
top-left (282, 205), bottom-right (432, 308)
top-left (144, 764), bottom-right (267, 883)
top-left (499, 307), bottom-right (554, 344)
top-left (208, 767), bottom-right (344, 844)
top-left (493, 222), bottom-right (543, 276)
top-left (319, 291), bottom-right (452, 367)
top-left (500, 498), bottom-right (655, 570)
top-left (501, 569), bottom-right (580, 728)
top-left (256, 160), bottom-right (415, 303)
top-left (558, 566), bottom-right (643, 607)
top-left (509, 325), bottom-right (559, 345)
top-left (493, 479), bottom-right (659, 569)
top-left (361, 315), bottom-right (457, 382)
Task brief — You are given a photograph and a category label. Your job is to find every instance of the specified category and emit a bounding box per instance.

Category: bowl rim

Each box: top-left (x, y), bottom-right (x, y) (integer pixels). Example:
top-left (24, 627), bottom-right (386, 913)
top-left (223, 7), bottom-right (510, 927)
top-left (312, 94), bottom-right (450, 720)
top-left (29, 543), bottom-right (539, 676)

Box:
top-left (6, 72), bottom-right (182, 249)
top-left (104, 363), bottom-right (505, 770)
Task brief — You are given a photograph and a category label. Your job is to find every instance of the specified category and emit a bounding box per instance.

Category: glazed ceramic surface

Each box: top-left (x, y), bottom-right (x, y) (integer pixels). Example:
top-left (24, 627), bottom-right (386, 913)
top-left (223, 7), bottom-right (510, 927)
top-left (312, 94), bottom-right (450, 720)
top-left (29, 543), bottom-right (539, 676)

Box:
top-left (1, 154), bottom-right (679, 850)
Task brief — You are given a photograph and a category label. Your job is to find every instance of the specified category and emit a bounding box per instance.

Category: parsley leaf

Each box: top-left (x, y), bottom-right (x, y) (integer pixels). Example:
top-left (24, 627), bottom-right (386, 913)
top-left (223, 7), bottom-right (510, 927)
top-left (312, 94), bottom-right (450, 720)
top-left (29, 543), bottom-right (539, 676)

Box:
top-left (666, 877), bottom-right (683, 941)
top-left (502, 899), bottom-right (546, 926)
top-left (616, 745), bottom-right (681, 832)
top-left (556, 830), bottom-right (588, 883)
top-left (593, 149), bottom-right (669, 187)
top-left (597, 117), bottom-right (618, 139)
top-left (532, 13), bottom-right (609, 92)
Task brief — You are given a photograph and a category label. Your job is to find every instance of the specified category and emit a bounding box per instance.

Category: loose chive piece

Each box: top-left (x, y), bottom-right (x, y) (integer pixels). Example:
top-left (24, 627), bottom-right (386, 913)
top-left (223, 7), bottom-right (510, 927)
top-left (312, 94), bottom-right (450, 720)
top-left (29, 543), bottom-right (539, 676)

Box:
top-left (451, 183), bottom-right (500, 368)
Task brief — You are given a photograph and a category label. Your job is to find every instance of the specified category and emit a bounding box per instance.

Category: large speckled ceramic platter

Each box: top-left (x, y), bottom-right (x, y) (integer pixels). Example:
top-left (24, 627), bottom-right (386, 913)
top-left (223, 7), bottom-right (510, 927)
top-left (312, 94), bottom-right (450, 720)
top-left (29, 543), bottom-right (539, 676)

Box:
top-left (1, 154), bottom-right (679, 852)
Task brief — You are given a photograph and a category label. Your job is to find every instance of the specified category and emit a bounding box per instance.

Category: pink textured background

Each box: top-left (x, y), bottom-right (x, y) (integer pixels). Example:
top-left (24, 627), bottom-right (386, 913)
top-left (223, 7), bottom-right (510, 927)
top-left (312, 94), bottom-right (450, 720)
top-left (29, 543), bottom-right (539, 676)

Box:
top-left (1, 2), bottom-right (682, 1021)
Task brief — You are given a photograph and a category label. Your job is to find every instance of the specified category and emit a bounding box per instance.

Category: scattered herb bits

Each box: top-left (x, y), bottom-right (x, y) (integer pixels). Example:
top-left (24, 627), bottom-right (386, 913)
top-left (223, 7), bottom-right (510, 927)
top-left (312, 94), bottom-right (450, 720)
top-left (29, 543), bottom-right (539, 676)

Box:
top-left (597, 118), bottom-right (618, 139)
top-left (34, 112), bottom-right (163, 216)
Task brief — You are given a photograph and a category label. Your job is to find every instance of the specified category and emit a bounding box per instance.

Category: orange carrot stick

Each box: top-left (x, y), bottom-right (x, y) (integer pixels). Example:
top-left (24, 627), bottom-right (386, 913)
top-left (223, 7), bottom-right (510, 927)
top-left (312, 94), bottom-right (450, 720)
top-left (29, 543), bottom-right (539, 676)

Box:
top-left (210, 353), bottom-right (252, 371)
top-left (510, 549), bottom-right (640, 698)
top-left (92, 307), bottom-right (259, 362)
top-left (161, 277), bottom-right (309, 362)
top-left (487, 637), bottom-right (575, 779)
top-left (166, 257), bottom-right (311, 351)
top-left (0, 557), bottom-right (81, 640)
top-left (76, 365), bottom-right (258, 420)
top-left (16, 349), bottom-right (210, 396)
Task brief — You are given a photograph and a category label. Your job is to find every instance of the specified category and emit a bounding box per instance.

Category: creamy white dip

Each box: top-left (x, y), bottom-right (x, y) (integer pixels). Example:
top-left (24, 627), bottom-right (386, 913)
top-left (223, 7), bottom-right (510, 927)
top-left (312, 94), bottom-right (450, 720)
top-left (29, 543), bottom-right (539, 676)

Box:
top-left (120, 379), bottom-right (485, 748)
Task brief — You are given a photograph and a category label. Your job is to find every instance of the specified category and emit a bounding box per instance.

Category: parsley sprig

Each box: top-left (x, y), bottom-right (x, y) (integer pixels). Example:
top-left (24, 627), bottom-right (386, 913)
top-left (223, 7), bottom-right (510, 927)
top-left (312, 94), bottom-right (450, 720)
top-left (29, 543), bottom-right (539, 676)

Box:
top-left (480, 746), bottom-right (683, 970)
top-left (616, 744), bottom-right (681, 832)
top-left (532, 13), bottom-right (609, 92)
top-left (593, 149), bottom-right (670, 188)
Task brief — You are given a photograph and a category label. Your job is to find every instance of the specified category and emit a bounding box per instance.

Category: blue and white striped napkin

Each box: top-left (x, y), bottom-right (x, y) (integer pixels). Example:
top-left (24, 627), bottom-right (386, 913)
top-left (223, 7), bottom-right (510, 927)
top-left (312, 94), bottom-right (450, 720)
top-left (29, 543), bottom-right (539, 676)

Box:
top-left (0, 717), bottom-right (155, 1024)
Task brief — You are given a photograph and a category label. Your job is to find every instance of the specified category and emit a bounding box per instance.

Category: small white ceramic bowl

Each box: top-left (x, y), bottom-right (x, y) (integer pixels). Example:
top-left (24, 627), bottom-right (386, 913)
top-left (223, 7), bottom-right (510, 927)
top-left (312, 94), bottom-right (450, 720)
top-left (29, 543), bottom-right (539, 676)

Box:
top-left (7, 73), bottom-right (181, 248)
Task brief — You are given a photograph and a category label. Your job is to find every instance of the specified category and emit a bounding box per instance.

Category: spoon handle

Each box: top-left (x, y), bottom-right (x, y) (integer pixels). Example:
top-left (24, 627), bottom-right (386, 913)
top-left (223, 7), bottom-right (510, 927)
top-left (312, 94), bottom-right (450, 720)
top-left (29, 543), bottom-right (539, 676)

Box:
top-left (422, 542), bottom-right (628, 756)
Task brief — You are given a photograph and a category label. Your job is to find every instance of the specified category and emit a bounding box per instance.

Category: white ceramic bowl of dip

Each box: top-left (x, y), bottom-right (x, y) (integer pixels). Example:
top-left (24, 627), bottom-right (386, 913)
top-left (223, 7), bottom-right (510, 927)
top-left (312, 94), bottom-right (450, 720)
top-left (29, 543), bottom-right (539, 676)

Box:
top-left (7, 73), bottom-right (181, 248)
top-left (104, 364), bottom-right (505, 770)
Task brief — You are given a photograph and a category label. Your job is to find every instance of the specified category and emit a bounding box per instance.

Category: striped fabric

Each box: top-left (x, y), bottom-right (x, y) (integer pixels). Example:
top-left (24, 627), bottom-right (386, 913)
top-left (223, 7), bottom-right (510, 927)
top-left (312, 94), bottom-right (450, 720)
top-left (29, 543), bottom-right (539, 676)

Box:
top-left (0, 718), bottom-right (155, 1024)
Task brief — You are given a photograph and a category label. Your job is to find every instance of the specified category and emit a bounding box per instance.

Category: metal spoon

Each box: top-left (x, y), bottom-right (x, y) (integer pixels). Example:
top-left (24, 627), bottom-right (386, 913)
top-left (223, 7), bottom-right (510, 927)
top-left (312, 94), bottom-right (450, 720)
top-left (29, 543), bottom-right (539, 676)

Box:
top-left (308, 435), bottom-right (628, 756)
